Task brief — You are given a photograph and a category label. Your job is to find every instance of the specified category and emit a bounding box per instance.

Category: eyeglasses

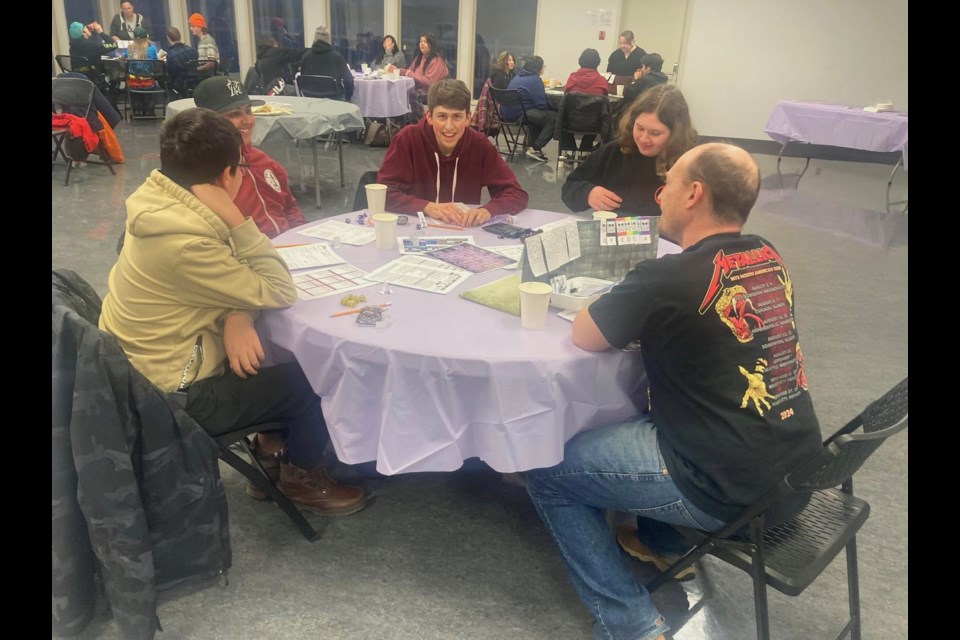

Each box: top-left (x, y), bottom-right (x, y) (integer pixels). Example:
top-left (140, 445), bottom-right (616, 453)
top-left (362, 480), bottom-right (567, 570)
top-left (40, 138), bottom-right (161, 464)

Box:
top-left (654, 185), bottom-right (665, 205)
top-left (233, 162), bottom-right (250, 175)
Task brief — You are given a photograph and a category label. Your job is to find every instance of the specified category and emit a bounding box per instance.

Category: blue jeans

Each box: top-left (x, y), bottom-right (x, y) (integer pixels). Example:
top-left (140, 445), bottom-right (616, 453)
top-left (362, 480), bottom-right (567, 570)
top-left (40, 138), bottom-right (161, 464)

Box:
top-left (525, 417), bottom-right (726, 640)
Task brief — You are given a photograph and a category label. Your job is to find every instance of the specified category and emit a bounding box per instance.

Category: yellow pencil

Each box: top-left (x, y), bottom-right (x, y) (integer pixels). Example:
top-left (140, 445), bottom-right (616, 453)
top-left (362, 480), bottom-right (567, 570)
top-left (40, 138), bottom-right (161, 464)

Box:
top-left (427, 223), bottom-right (466, 231)
top-left (329, 303), bottom-right (392, 318)
top-left (274, 243), bottom-right (309, 248)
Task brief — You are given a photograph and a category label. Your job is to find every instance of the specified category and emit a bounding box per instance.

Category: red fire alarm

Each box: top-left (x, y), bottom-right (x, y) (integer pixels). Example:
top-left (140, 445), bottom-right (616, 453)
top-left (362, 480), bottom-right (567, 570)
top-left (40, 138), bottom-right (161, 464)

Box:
top-left (599, 31), bottom-right (605, 40)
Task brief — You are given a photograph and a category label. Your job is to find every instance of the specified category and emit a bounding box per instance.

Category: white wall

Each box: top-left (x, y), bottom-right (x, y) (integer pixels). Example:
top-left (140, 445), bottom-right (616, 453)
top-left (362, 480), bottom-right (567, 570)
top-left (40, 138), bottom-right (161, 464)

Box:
top-left (536, 0), bottom-right (621, 83)
top-left (621, 0), bottom-right (689, 82)
top-left (680, 0), bottom-right (908, 139)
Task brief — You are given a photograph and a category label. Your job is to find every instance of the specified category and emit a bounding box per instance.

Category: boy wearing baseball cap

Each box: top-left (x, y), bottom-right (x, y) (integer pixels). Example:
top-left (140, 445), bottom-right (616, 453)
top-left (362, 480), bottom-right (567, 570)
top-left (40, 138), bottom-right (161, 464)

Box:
top-left (193, 77), bottom-right (306, 237)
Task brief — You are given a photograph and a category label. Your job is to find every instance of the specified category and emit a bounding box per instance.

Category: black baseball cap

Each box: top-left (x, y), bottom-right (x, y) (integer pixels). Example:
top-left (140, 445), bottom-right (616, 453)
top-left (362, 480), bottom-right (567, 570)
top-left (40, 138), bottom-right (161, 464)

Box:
top-left (193, 77), bottom-right (265, 113)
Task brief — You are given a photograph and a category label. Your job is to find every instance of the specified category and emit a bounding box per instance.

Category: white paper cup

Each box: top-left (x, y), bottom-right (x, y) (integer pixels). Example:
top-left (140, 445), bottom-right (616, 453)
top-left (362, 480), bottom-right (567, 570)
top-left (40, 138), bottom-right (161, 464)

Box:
top-left (593, 211), bottom-right (618, 221)
top-left (366, 183), bottom-right (388, 214)
top-left (616, 84), bottom-right (625, 96)
top-left (519, 281), bottom-right (553, 329)
top-left (373, 213), bottom-right (398, 250)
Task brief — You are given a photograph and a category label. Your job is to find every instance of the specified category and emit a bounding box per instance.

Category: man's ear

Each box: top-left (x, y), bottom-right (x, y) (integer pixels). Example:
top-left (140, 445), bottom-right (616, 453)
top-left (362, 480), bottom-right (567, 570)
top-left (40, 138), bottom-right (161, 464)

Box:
top-left (425, 109), bottom-right (433, 125)
top-left (688, 181), bottom-right (705, 208)
top-left (466, 111), bottom-right (474, 125)
top-left (215, 165), bottom-right (236, 189)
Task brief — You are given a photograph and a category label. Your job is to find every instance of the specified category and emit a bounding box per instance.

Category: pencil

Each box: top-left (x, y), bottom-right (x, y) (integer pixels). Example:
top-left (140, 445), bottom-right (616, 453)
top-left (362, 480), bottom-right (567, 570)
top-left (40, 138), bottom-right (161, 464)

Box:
top-left (329, 303), bottom-right (392, 318)
top-left (273, 243), bottom-right (309, 248)
top-left (427, 223), bottom-right (466, 231)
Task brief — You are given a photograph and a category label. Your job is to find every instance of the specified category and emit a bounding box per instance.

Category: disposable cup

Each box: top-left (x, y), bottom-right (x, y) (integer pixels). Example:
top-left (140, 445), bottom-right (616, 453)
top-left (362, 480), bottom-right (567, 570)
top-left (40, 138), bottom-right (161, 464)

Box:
top-left (373, 213), bottom-right (398, 250)
top-left (519, 281), bottom-right (553, 329)
top-left (593, 211), bottom-right (618, 221)
top-left (366, 184), bottom-right (388, 214)
top-left (616, 84), bottom-right (625, 96)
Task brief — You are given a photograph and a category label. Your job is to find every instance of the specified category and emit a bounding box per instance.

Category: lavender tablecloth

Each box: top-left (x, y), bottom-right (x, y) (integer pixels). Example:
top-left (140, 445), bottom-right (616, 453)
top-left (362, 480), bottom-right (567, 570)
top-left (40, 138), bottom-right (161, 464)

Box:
top-left (259, 209), bottom-right (648, 474)
top-left (764, 100), bottom-right (908, 170)
top-left (350, 75), bottom-right (415, 118)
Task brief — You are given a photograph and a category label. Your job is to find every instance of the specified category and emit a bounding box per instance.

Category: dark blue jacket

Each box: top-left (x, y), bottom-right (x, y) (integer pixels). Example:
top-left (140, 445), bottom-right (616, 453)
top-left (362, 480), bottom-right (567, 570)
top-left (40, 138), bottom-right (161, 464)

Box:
top-left (501, 69), bottom-right (552, 120)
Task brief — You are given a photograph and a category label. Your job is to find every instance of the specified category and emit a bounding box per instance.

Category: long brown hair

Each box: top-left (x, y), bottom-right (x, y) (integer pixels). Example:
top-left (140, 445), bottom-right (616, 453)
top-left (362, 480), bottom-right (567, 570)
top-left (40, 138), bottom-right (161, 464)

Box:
top-left (617, 84), bottom-right (697, 178)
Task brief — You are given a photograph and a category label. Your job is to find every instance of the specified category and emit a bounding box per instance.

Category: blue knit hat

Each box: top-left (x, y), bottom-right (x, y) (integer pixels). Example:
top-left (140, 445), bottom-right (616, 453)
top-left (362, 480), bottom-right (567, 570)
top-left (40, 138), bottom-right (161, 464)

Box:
top-left (69, 22), bottom-right (84, 39)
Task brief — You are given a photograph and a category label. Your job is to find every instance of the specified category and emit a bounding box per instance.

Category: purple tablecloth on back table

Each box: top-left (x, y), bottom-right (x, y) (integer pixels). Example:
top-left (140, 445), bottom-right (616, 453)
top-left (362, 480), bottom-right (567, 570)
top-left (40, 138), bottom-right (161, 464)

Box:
top-left (259, 209), bottom-right (647, 475)
top-left (764, 100), bottom-right (908, 169)
top-left (350, 75), bottom-right (415, 118)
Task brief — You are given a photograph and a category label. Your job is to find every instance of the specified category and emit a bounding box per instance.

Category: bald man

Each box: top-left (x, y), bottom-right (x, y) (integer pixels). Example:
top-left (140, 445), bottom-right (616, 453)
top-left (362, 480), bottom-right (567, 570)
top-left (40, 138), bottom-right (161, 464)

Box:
top-left (525, 143), bottom-right (823, 640)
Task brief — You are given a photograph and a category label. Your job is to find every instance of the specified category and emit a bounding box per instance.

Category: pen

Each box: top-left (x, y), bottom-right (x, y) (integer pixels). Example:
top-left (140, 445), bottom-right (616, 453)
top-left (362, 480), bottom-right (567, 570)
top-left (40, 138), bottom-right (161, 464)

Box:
top-left (329, 303), bottom-right (392, 318)
top-left (274, 243), bottom-right (309, 248)
top-left (428, 223), bottom-right (466, 231)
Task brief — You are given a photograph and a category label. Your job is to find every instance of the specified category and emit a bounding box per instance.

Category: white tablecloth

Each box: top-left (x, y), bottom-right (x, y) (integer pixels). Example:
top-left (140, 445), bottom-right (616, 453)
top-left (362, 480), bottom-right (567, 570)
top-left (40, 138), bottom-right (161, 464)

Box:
top-left (259, 209), bottom-right (648, 474)
top-left (350, 75), bottom-right (415, 118)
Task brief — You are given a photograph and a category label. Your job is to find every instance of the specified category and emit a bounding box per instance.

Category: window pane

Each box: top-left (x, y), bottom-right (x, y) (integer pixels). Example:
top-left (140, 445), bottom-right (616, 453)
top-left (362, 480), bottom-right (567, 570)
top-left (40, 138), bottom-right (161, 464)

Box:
top-left (331, 0), bottom-right (385, 72)
top-left (252, 0), bottom-right (305, 48)
top-left (401, 0), bottom-right (459, 80)
top-left (187, 0), bottom-right (238, 74)
top-left (126, 0), bottom-right (171, 50)
top-left (475, 0), bottom-right (537, 98)
top-left (64, 0), bottom-right (100, 27)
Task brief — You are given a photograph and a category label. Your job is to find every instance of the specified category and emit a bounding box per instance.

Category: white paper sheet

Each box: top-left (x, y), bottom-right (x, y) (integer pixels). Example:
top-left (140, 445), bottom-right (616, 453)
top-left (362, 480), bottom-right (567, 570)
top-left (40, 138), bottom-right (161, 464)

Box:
top-left (523, 234), bottom-right (548, 277)
top-left (297, 220), bottom-right (376, 245)
top-left (292, 265), bottom-right (376, 300)
top-left (564, 222), bottom-right (582, 261)
top-left (365, 254), bottom-right (472, 294)
top-left (541, 225), bottom-right (571, 272)
top-left (275, 243), bottom-right (346, 270)
top-left (485, 245), bottom-right (524, 269)
top-left (397, 235), bottom-right (474, 254)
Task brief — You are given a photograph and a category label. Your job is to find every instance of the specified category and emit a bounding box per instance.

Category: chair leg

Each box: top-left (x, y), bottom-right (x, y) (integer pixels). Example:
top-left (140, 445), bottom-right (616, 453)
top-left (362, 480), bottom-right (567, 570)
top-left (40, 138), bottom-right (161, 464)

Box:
top-left (337, 133), bottom-right (345, 188)
top-left (64, 159), bottom-right (73, 186)
top-left (845, 537), bottom-right (863, 640)
top-left (749, 542), bottom-right (772, 640)
top-left (218, 445), bottom-right (320, 542)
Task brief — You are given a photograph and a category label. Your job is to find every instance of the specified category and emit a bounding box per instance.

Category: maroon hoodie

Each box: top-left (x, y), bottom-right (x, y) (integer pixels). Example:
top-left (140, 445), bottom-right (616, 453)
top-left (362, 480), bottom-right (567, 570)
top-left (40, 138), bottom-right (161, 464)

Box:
top-left (377, 117), bottom-right (529, 215)
top-left (563, 68), bottom-right (609, 96)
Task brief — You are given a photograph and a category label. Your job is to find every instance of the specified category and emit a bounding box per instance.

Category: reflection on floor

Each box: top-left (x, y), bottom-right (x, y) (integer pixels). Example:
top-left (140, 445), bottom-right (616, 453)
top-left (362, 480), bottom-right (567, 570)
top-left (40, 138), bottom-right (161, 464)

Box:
top-left (53, 120), bottom-right (907, 640)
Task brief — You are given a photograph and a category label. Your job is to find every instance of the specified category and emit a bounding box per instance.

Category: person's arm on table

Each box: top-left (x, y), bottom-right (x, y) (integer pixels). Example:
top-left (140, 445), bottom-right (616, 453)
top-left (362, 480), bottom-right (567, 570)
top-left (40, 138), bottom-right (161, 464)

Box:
top-left (562, 148), bottom-right (620, 212)
top-left (176, 183), bottom-right (297, 309)
top-left (573, 306), bottom-right (612, 352)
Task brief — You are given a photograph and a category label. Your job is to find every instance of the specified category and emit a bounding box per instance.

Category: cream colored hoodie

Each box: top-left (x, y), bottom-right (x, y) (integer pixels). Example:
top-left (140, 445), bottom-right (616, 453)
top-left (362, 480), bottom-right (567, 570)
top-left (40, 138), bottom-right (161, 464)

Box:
top-left (99, 170), bottom-right (297, 392)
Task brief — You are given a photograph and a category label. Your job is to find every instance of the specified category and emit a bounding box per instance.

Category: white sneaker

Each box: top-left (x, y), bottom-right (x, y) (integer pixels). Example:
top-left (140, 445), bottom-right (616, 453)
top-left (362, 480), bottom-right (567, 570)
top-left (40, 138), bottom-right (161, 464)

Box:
top-left (526, 148), bottom-right (548, 162)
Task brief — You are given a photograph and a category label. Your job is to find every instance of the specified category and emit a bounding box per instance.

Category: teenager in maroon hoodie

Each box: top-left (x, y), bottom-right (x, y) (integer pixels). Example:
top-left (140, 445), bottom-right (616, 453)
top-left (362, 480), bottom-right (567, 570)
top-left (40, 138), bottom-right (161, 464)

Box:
top-left (561, 48), bottom-right (609, 157)
top-left (377, 79), bottom-right (529, 227)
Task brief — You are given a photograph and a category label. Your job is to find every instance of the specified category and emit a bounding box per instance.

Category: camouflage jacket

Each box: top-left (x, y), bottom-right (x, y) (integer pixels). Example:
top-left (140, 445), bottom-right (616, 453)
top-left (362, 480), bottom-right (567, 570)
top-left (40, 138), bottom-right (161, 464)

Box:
top-left (53, 270), bottom-right (231, 639)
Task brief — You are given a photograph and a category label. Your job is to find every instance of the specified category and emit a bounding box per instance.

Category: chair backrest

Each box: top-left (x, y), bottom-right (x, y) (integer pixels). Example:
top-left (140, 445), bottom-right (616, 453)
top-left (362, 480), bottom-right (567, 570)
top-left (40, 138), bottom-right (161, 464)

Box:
top-left (243, 65), bottom-right (264, 95)
top-left (124, 58), bottom-right (166, 84)
top-left (56, 54), bottom-right (101, 85)
top-left (558, 92), bottom-right (611, 137)
top-left (52, 77), bottom-right (95, 119)
top-left (353, 170), bottom-right (380, 210)
top-left (489, 87), bottom-right (526, 122)
top-left (195, 58), bottom-right (219, 79)
top-left (296, 74), bottom-right (342, 100)
top-left (218, 56), bottom-right (235, 76)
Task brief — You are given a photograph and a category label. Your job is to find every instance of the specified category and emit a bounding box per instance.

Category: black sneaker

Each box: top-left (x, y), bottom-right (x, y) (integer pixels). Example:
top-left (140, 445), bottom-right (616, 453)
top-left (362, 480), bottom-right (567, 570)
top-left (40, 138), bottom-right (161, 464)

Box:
top-left (526, 148), bottom-right (548, 162)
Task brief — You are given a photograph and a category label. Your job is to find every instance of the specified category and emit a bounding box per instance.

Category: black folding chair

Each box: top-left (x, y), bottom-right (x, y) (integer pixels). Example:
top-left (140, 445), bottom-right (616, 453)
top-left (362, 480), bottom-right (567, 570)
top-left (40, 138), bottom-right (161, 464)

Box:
top-left (555, 92), bottom-right (612, 168)
top-left (195, 57), bottom-right (219, 83)
top-left (489, 87), bottom-right (530, 161)
top-left (646, 377), bottom-right (909, 640)
top-left (52, 77), bottom-right (116, 186)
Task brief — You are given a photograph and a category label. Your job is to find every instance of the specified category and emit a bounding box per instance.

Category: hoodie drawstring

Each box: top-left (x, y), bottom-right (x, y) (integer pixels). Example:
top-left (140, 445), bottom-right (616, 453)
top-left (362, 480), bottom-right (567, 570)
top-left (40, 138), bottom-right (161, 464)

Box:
top-left (433, 152), bottom-right (459, 204)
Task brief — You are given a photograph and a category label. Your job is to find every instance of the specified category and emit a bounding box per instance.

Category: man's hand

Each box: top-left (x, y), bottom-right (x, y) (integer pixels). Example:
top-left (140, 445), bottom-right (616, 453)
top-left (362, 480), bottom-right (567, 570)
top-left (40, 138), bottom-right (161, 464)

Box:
top-left (460, 207), bottom-right (492, 227)
top-left (423, 202), bottom-right (466, 224)
top-left (190, 183), bottom-right (246, 229)
top-left (385, 64), bottom-right (395, 73)
top-left (223, 313), bottom-right (264, 379)
top-left (587, 186), bottom-right (623, 212)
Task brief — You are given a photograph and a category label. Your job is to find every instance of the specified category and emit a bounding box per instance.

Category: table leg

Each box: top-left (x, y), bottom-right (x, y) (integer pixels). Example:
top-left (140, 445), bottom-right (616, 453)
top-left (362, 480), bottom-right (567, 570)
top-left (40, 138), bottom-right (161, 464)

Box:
top-left (776, 141), bottom-right (812, 189)
top-left (338, 132), bottom-right (345, 187)
top-left (886, 155), bottom-right (907, 215)
top-left (313, 138), bottom-right (322, 209)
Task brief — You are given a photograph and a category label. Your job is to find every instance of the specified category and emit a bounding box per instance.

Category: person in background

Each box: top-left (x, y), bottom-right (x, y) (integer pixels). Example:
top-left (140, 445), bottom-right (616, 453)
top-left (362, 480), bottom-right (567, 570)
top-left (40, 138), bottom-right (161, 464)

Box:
top-left (526, 142), bottom-right (822, 640)
top-left (489, 51), bottom-right (516, 90)
top-left (503, 55), bottom-right (557, 163)
top-left (109, 1), bottom-right (151, 42)
top-left (193, 77), bottom-right (307, 239)
top-left (165, 27), bottom-right (199, 98)
top-left (99, 107), bottom-right (366, 518)
top-left (371, 34), bottom-right (405, 71)
top-left (606, 30), bottom-right (647, 86)
top-left (124, 26), bottom-right (159, 117)
top-left (299, 25), bottom-right (354, 100)
top-left (377, 79), bottom-right (528, 227)
top-left (256, 36), bottom-right (307, 90)
top-left (270, 16), bottom-right (298, 49)
top-left (189, 13), bottom-right (219, 73)
top-left (623, 53), bottom-right (669, 104)
top-left (68, 20), bottom-right (118, 94)
top-left (387, 33), bottom-right (449, 93)
top-left (560, 48), bottom-right (610, 157)
top-left (561, 84), bottom-right (697, 218)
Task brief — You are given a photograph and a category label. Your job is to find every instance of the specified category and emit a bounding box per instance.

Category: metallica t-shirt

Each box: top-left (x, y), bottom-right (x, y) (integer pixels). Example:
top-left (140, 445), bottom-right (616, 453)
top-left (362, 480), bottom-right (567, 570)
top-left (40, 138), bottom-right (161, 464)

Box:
top-left (589, 232), bottom-right (822, 521)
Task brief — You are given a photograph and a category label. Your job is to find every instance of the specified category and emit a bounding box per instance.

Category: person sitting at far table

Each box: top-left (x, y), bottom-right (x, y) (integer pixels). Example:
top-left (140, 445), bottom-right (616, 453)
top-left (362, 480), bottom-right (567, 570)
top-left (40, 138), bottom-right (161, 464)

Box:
top-left (189, 13), bottom-right (219, 74)
top-left (527, 142), bottom-right (823, 640)
top-left (623, 53), bottom-right (669, 105)
top-left (562, 84), bottom-right (697, 218)
top-left (109, 1), bottom-right (151, 42)
top-left (606, 29), bottom-right (647, 84)
top-left (377, 78), bottom-right (529, 227)
top-left (503, 55), bottom-right (557, 163)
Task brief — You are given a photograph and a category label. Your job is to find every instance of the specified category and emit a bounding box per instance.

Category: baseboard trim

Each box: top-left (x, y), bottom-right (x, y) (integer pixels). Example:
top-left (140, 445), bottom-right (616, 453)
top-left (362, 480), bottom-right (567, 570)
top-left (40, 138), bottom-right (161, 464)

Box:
top-left (697, 135), bottom-right (903, 166)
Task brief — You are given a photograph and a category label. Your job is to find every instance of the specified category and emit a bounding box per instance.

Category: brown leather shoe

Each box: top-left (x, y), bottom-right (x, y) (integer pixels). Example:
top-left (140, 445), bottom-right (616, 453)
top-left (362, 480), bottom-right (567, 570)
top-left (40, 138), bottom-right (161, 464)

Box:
top-left (278, 461), bottom-right (367, 516)
top-left (616, 525), bottom-right (695, 581)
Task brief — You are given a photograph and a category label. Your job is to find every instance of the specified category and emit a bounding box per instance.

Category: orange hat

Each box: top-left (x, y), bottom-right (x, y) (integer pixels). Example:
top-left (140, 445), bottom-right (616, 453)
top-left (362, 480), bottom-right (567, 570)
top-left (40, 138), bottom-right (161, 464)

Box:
top-left (188, 13), bottom-right (206, 28)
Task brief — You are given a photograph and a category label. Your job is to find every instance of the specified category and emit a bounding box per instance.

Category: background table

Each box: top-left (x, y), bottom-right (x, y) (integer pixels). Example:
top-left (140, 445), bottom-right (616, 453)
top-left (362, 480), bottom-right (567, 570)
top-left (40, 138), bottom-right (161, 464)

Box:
top-left (259, 209), bottom-right (648, 475)
top-left (545, 88), bottom-right (623, 110)
top-left (351, 75), bottom-right (415, 118)
top-left (764, 100), bottom-right (908, 212)
top-left (166, 95), bottom-right (364, 208)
